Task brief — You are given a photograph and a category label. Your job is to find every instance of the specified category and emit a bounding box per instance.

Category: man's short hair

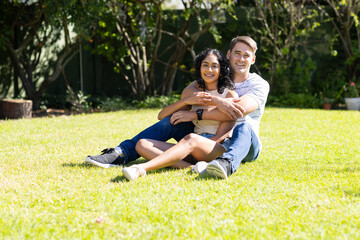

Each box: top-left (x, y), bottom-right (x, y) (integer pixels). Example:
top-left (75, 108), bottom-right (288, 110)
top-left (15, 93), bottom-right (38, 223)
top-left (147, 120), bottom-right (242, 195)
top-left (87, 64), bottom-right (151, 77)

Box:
top-left (229, 36), bottom-right (257, 54)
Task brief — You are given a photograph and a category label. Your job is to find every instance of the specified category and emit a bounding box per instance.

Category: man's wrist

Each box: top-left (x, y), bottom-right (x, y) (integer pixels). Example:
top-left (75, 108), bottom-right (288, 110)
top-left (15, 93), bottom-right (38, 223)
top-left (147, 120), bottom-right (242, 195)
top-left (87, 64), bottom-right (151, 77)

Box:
top-left (212, 96), bottom-right (226, 107)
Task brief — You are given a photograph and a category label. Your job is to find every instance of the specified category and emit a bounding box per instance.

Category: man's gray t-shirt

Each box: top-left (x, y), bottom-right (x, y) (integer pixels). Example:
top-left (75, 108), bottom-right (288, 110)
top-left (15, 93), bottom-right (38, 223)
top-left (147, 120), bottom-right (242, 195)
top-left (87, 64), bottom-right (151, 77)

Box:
top-left (233, 72), bottom-right (270, 143)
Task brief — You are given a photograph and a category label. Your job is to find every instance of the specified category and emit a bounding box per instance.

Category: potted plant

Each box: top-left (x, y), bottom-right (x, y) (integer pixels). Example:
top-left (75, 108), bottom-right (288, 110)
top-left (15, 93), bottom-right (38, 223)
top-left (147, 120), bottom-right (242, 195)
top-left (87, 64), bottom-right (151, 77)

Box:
top-left (322, 97), bottom-right (334, 110)
top-left (344, 81), bottom-right (360, 110)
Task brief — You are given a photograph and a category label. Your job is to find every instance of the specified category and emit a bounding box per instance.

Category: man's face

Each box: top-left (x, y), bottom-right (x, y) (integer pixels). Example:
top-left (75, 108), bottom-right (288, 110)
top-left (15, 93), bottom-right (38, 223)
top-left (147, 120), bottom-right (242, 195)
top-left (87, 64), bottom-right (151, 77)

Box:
top-left (227, 42), bottom-right (255, 75)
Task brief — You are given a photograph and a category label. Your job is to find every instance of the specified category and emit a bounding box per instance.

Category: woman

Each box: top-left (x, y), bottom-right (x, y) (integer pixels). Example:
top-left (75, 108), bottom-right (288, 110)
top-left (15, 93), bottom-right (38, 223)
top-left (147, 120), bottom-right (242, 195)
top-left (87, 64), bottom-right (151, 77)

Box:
top-left (122, 48), bottom-right (238, 181)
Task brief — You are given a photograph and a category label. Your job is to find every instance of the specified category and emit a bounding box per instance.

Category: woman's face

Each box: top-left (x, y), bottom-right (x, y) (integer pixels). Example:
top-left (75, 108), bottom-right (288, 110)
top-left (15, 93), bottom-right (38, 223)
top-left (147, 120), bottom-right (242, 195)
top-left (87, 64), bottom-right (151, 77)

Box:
top-left (200, 53), bottom-right (220, 90)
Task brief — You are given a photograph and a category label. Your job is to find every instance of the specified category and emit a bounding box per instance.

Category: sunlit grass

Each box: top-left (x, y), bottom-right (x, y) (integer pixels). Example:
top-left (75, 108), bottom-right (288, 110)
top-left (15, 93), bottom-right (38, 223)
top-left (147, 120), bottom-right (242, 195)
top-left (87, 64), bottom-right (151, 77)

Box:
top-left (1, 108), bottom-right (359, 239)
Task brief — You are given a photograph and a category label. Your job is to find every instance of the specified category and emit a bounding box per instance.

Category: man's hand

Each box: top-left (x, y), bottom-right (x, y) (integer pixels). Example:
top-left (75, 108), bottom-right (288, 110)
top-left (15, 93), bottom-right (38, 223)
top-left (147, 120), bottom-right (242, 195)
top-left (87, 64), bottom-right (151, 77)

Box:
top-left (170, 110), bottom-right (196, 125)
top-left (215, 98), bottom-right (246, 120)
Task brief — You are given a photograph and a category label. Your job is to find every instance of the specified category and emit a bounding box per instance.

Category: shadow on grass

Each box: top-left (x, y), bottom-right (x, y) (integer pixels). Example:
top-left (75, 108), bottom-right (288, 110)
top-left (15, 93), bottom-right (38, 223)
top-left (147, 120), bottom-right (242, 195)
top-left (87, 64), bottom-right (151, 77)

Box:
top-left (316, 166), bottom-right (360, 174)
top-left (109, 166), bottom-right (219, 182)
top-left (110, 169), bottom-right (169, 183)
top-left (62, 162), bottom-right (94, 168)
top-left (110, 164), bottom-right (178, 183)
top-left (110, 175), bottom-right (128, 182)
top-left (343, 189), bottom-right (360, 198)
top-left (62, 159), bottom-right (149, 169)
top-left (192, 172), bottom-right (220, 181)
top-left (335, 167), bottom-right (360, 173)
top-left (123, 159), bottom-right (147, 166)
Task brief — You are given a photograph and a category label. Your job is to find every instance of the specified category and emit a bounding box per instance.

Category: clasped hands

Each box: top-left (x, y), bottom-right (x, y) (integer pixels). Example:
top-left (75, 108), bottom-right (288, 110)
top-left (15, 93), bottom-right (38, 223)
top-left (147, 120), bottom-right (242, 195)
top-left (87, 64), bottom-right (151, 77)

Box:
top-left (170, 92), bottom-right (245, 125)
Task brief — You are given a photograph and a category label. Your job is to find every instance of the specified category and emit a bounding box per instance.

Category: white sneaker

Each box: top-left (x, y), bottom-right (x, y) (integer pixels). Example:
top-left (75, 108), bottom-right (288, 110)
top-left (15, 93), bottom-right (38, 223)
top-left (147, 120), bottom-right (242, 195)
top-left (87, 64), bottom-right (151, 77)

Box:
top-left (122, 166), bottom-right (146, 181)
top-left (192, 161), bottom-right (208, 174)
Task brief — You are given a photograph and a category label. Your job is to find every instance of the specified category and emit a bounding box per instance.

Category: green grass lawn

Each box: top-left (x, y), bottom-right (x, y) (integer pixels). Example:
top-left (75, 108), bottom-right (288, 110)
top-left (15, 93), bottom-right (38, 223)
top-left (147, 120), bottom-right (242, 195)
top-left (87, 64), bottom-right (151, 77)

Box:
top-left (1, 108), bottom-right (359, 239)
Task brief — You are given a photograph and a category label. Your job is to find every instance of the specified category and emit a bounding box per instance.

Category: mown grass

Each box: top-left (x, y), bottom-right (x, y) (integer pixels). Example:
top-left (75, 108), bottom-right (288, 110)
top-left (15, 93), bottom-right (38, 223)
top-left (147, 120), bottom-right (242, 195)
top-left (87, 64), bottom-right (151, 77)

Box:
top-left (1, 108), bottom-right (359, 239)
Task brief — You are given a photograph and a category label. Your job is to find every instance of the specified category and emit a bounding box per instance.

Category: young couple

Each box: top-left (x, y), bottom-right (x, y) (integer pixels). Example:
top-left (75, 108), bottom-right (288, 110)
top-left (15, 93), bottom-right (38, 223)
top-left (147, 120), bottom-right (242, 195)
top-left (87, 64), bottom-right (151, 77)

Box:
top-left (85, 36), bottom-right (270, 181)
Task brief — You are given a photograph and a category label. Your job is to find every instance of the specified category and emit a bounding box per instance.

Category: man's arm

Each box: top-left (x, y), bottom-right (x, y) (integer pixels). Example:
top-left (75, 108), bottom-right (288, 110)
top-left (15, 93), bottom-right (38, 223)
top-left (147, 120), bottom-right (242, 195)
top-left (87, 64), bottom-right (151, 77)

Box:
top-left (203, 95), bottom-right (259, 121)
top-left (187, 81), bottom-right (246, 119)
top-left (207, 90), bottom-right (238, 142)
top-left (158, 81), bottom-right (212, 120)
top-left (169, 76), bottom-right (269, 124)
top-left (185, 82), bottom-right (247, 119)
top-left (169, 94), bottom-right (258, 124)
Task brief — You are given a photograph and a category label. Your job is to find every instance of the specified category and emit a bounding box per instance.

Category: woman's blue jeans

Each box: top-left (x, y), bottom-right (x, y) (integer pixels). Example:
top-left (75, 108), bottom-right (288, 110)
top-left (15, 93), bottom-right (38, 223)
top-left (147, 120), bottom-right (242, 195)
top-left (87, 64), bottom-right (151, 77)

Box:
top-left (221, 123), bottom-right (260, 174)
top-left (118, 116), bottom-right (194, 164)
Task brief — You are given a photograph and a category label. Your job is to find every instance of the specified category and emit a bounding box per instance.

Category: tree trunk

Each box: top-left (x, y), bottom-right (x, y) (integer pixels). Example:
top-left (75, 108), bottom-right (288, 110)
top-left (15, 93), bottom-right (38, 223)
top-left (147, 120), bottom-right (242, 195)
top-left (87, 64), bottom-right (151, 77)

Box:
top-left (0, 99), bottom-right (33, 119)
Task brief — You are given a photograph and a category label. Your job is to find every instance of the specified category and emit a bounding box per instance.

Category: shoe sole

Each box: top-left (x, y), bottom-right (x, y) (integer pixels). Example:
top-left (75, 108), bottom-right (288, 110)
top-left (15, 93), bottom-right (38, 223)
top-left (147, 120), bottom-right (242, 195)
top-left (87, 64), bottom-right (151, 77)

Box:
top-left (85, 157), bottom-right (120, 168)
top-left (206, 161), bottom-right (228, 179)
top-left (192, 161), bottom-right (208, 175)
top-left (122, 168), bottom-right (134, 181)
top-left (191, 168), bottom-right (207, 175)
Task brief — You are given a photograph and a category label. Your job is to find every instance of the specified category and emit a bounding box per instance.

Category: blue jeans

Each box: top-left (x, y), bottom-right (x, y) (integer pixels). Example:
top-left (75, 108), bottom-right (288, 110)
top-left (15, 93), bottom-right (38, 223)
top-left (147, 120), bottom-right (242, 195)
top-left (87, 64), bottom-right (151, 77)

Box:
top-left (220, 123), bottom-right (260, 175)
top-left (119, 116), bottom-right (195, 163)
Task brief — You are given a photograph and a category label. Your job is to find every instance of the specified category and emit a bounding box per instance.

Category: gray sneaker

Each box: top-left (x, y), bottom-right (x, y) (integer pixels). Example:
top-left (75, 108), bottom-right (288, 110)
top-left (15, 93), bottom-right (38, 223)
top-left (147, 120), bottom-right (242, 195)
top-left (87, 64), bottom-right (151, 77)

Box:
top-left (206, 158), bottom-right (231, 179)
top-left (85, 148), bottom-right (125, 168)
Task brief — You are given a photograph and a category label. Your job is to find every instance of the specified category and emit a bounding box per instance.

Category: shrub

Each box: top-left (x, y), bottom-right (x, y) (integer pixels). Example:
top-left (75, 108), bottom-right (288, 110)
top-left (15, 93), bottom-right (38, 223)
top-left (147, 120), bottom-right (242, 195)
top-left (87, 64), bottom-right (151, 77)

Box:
top-left (98, 96), bottom-right (130, 112)
top-left (133, 94), bottom-right (181, 109)
top-left (40, 93), bottom-right (68, 110)
top-left (268, 93), bottom-right (322, 109)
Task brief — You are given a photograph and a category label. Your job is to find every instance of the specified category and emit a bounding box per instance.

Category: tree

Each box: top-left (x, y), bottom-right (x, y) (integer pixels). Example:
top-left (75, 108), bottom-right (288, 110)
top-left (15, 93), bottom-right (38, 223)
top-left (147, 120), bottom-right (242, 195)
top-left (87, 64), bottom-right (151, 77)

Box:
top-left (157, 1), bottom-right (232, 95)
top-left (248, 0), bottom-right (319, 93)
top-left (311, 0), bottom-right (360, 84)
top-left (1, 0), bottom-right (103, 110)
top-left (93, 0), bottom-right (235, 100)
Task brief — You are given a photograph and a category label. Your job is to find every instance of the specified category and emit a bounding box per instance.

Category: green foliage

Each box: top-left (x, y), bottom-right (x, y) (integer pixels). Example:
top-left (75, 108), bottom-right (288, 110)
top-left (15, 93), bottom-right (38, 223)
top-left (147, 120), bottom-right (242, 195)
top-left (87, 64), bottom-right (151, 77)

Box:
top-left (91, 0), bottom-right (166, 99)
top-left (218, 2), bottom-right (356, 106)
top-left (40, 91), bottom-right (92, 112)
top-left (291, 56), bottom-right (317, 93)
top-left (311, 0), bottom-right (360, 83)
top-left (97, 96), bottom-right (130, 112)
top-left (92, 0), bottom-right (237, 99)
top-left (40, 92), bottom-right (328, 111)
top-left (315, 65), bottom-right (347, 102)
top-left (345, 47), bottom-right (360, 77)
top-left (40, 94), bottom-right (182, 112)
top-left (133, 94), bottom-right (181, 109)
top-left (0, 49), bottom-right (13, 98)
top-left (271, 54), bottom-right (317, 95)
top-left (344, 81), bottom-right (360, 98)
top-left (97, 94), bottom-right (181, 111)
top-left (1, 1), bottom-right (359, 110)
top-left (66, 90), bottom-right (92, 113)
top-left (245, 1), bottom-right (319, 90)
top-left (0, 0), bottom-right (107, 109)
top-left (40, 93), bottom-right (68, 109)
top-left (1, 108), bottom-right (360, 239)
top-left (268, 93), bottom-right (322, 109)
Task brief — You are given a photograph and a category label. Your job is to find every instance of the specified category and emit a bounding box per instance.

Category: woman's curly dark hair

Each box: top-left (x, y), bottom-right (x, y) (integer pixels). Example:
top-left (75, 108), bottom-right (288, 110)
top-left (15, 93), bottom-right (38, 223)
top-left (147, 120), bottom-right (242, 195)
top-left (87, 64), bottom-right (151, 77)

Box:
top-left (193, 48), bottom-right (233, 94)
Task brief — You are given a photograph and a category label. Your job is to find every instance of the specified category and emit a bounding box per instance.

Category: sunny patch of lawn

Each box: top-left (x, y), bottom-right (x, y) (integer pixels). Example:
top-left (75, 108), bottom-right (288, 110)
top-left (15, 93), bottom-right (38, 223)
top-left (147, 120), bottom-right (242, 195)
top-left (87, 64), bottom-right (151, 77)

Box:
top-left (0, 108), bottom-right (359, 239)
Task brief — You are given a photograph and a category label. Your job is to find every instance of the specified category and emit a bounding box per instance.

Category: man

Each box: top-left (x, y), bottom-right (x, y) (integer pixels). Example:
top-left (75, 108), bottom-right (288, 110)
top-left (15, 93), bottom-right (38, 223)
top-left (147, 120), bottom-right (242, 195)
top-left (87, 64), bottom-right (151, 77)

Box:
top-left (85, 36), bottom-right (269, 179)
